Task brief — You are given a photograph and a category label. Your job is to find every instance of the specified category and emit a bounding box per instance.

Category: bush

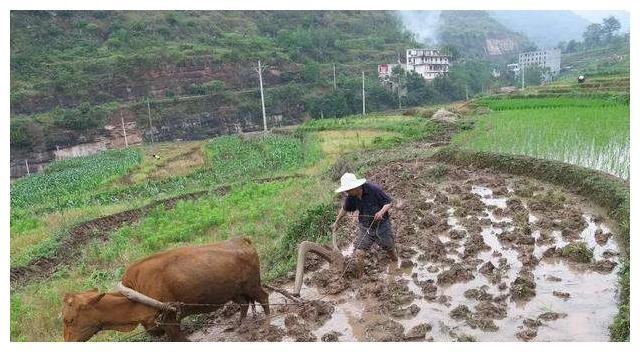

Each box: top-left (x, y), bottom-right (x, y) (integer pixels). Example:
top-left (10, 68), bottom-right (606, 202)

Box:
top-left (52, 103), bottom-right (108, 131)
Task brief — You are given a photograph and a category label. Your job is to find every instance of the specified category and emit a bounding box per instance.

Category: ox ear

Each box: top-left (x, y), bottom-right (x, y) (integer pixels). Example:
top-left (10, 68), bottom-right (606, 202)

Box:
top-left (87, 293), bottom-right (106, 306)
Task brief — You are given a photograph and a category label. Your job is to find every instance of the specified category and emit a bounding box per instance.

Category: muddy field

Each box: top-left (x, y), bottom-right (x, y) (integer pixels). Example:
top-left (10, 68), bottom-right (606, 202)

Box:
top-left (189, 160), bottom-right (621, 342)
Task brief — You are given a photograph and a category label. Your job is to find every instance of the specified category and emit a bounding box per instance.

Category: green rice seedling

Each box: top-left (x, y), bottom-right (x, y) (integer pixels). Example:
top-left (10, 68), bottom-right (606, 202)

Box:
top-left (454, 104), bottom-right (629, 179)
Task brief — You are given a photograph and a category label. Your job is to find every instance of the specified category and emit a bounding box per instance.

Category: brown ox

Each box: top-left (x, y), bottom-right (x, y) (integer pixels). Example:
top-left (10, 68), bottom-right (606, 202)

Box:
top-left (62, 237), bottom-right (269, 341)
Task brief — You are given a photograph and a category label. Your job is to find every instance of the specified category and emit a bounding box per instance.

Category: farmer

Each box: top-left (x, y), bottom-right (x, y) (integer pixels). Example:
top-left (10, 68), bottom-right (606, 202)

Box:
top-left (331, 172), bottom-right (397, 276)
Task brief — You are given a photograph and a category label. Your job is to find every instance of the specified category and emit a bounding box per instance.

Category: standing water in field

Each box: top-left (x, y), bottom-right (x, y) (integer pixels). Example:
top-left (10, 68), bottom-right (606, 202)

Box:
top-left (190, 161), bottom-right (622, 342)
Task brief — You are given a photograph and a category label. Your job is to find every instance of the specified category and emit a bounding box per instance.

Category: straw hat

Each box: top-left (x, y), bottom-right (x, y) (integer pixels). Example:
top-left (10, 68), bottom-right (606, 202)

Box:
top-left (334, 173), bottom-right (366, 193)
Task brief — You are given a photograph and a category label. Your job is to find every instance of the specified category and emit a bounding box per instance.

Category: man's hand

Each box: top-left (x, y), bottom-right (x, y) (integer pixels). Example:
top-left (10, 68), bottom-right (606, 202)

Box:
top-left (374, 203), bottom-right (392, 221)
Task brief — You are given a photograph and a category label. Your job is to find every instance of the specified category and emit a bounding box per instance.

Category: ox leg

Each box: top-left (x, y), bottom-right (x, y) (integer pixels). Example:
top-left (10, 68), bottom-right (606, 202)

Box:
top-left (257, 287), bottom-right (271, 327)
top-left (164, 324), bottom-right (189, 342)
top-left (160, 311), bottom-right (189, 342)
top-left (293, 241), bottom-right (345, 296)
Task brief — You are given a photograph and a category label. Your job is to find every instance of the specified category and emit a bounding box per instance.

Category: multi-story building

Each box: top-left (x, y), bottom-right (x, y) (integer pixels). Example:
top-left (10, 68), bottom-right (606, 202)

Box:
top-left (406, 49), bottom-right (450, 81)
top-left (518, 49), bottom-right (561, 75)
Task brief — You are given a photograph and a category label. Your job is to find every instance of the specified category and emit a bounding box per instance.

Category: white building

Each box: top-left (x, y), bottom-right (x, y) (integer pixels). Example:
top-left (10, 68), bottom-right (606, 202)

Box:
top-left (406, 49), bottom-right (450, 81)
top-left (518, 49), bottom-right (561, 75)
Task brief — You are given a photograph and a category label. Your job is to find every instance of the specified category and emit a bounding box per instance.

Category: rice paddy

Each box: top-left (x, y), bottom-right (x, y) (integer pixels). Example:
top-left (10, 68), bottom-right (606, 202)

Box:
top-left (454, 98), bottom-right (629, 179)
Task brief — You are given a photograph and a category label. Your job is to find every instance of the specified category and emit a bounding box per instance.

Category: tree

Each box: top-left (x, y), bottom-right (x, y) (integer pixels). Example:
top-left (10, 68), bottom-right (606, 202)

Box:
top-left (404, 71), bottom-right (432, 106)
top-left (583, 23), bottom-right (604, 48)
top-left (565, 39), bottom-right (579, 53)
top-left (602, 16), bottom-right (621, 42)
top-left (301, 60), bottom-right (320, 83)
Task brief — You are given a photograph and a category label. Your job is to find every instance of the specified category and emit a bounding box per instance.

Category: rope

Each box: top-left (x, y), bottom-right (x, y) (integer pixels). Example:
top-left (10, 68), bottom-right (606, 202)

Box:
top-left (118, 213), bottom-right (392, 341)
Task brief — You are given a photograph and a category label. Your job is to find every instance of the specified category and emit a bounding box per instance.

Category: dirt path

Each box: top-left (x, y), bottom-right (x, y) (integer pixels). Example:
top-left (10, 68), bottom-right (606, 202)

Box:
top-left (190, 160), bottom-right (621, 342)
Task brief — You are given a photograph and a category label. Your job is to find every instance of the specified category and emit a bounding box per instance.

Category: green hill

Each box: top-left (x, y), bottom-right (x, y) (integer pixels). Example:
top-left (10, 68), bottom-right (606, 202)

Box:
top-left (10, 10), bottom-right (421, 163)
top-left (438, 10), bottom-right (534, 57)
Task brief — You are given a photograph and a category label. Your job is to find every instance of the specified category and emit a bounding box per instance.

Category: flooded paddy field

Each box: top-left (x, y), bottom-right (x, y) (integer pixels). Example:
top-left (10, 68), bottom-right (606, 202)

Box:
top-left (190, 160), bottom-right (621, 342)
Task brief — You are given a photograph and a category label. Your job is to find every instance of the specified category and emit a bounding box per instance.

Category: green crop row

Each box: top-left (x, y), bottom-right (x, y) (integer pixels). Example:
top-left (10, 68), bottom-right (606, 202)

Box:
top-left (10, 148), bottom-right (142, 210)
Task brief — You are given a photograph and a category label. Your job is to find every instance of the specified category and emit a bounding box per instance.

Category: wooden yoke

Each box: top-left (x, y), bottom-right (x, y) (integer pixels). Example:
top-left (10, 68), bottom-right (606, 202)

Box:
top-left (292, 241), bottom-right (344, 296)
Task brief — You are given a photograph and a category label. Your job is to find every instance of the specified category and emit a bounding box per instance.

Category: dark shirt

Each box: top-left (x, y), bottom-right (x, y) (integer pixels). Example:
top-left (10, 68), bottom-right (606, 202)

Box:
top-left (344, 182), bottom-right (393, 227)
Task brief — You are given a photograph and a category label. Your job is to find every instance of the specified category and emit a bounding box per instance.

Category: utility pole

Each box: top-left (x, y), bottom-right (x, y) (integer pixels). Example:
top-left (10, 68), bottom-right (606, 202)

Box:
top-left (25, 159), bottom-right (30, 176)
top-left (333, 64), bottom-right (337, 90)
top-left (362, 71), bottom-right (366, 115)
top-left (146, 98), bottom-right (154, 143)
top-left (255, 59), bottom-right (267, 132)
top-left (521, 65), bottom-right (525, 90)
top-left (120, 110), bottom-right (128, 147)
top-left (465, 85), bottom-right (469, 101)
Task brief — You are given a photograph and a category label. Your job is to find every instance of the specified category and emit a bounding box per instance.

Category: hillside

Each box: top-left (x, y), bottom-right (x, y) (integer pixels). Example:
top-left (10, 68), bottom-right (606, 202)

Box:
top-left (437, 11), bottom-right (534, 57)
top-left (10, 10), bottom-right (418, 175)
top-left (489, 11), bottom-right (590, 48)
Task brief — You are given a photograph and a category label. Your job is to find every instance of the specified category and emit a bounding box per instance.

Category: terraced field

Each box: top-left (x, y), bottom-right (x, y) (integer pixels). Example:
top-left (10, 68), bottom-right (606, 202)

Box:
top-left (10, 91), bottom-right (629, 343)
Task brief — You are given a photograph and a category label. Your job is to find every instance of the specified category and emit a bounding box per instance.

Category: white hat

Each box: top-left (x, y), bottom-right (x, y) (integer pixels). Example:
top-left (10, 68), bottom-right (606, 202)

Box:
top-left (334, 173), bottom-right (366, 193)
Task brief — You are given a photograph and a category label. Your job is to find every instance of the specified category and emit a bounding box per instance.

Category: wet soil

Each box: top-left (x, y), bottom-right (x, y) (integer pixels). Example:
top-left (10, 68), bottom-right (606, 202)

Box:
top-left (191, 159), bottom-right (621, 342)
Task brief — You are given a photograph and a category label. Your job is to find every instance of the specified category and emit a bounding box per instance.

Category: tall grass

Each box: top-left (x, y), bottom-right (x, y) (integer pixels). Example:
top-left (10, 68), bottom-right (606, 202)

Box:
top-left (454, 104), bottom-right (629, 179)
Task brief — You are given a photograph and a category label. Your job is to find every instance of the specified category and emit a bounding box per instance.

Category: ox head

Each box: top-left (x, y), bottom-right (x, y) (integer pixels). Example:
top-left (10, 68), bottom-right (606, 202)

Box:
top-left (62, 288), bottom-right (106, 342)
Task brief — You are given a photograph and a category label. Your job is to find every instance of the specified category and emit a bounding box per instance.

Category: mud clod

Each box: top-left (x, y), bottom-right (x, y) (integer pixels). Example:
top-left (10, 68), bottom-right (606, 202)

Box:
top-left (437, 263), bottom-right (475, 285)
top-left (362, 318), bottom-right (404, 342)
top-left (474, 301), bottom-right (507, 320)
top-left (594, 229), bottom-right (611, 246)
top-left (321, 331), bottom-right (342, 342)
top-left (523, 318), bottom-right (542, 329)
top-left (591, 259), bottom-right (617, 273)
top-left (510, 270), bottom-right (536, 301)
top-left (552, 291), bottom-right (571, 300)
top-left (450, 304), bottom-right (471, 320)
top-left (546, 275), bottom-right (562, 282)
top-left (404, 323), bottom-right (432, 341)
top-left (516, 328), bottom-right (537, 341)
top-left (538, 312), bottom-right (568, 321)
top-left (560, 242), bottom-right (594, 263)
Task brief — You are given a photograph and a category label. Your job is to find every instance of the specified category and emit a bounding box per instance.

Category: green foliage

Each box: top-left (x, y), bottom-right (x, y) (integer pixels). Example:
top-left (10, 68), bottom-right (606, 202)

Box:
top-left (10, 148), bottom-right (142, 210)
top-left (10, 118), bottom-right (42, 147)
top-left (188, 80), bottom-right (225, 95)
top-left (262, 202), bottom-right (334, 281)
top-left (205, 134), bottom-right (317, 183)
top-left (52, 102), bottom-right (110, 131)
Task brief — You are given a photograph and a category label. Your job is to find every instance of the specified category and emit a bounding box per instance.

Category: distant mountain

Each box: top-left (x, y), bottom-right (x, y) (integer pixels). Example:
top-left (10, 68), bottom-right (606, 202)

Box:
top-left (437, 11), bottom-right (533, 57)
top-left (489, 11), bottom-right (591, 48)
